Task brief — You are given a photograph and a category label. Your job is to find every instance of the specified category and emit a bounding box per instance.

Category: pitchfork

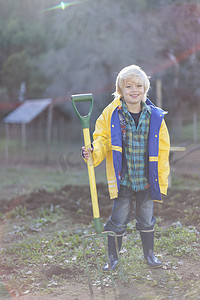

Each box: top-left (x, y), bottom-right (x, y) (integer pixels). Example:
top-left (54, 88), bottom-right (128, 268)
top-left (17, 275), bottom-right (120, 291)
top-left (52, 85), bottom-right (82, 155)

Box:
top-left (71, 93), bottom-right (125, 294)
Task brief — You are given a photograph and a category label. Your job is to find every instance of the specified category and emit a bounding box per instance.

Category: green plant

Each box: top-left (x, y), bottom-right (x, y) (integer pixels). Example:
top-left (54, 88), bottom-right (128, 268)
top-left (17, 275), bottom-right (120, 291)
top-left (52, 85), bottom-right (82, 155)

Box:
top-left (10, 205), bottom-right (27, 218)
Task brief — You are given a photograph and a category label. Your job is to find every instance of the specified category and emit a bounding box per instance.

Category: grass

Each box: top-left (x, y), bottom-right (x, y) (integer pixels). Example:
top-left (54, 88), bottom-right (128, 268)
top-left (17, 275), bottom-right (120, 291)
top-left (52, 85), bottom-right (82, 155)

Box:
top-left (0, 118), bottom-right (199, 200)
top-left (181, 122), bottom-right (200, 142)
top-left (0, 125), bottom-right (199, 298)
top-left (170, 172), bottom-right (200, 190)
top-left (0, 165), bottom-right (71, 200)
top-left (170, 117), bottom-right (200, 144)
top-left (0, 158), bottom-right (106, 201)
top-left (0, 211), bottom-right (199, 298)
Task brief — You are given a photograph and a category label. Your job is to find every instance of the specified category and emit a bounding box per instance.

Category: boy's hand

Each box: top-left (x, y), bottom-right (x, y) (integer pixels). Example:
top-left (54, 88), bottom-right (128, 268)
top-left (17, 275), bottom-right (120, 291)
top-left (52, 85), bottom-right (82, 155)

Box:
top-left (81, 146), bottom-right (93, 160)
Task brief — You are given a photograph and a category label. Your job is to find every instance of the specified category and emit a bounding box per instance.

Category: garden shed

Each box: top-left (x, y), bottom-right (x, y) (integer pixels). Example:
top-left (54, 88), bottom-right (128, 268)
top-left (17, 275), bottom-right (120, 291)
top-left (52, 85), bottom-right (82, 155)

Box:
top-left (3, 98), bottom-right (71, 161)
top-left (4, 98), bottom-right (53, 146)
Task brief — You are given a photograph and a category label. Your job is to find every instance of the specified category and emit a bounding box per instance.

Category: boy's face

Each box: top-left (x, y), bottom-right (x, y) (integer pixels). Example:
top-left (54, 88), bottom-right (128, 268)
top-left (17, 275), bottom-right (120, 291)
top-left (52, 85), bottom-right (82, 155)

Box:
top-left (122, 78), bottom-right (145, 112)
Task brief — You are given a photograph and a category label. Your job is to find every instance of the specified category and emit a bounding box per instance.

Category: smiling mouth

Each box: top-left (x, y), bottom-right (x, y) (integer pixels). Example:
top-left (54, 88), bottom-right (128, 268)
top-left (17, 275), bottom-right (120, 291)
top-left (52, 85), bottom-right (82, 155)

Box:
top-left (130, 94), bottom-right (139, 97)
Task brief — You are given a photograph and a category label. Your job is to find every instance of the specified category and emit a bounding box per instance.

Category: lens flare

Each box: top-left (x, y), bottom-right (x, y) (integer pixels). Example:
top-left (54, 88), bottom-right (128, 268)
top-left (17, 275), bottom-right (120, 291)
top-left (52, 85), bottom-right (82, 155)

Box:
top-left (40, 1), bottom-right (85, 12)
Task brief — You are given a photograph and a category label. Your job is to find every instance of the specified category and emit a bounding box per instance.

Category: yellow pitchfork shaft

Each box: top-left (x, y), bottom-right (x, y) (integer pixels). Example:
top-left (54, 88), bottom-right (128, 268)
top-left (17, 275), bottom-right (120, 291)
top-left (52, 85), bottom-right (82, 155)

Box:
top-left (71, 93), bottom-right (102, 233)
top-left (83, 128), bottom-right (100, 219)
top-left (72, 94), bottom-right (125, 293)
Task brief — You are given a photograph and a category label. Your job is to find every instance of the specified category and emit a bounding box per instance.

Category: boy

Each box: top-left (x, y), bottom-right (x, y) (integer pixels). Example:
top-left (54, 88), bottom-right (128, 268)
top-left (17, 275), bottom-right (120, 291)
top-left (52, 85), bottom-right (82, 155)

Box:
top-left (82, 65), bottom-right (170, 271)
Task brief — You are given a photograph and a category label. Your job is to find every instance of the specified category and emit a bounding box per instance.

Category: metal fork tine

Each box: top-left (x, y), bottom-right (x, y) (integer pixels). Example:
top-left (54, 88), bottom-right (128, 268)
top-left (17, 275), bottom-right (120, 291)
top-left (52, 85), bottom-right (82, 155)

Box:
top-left (82, 236), bottom-right (93, 294)
top-left (92, 235), bottom-right (104, 285)
top-left (82, 230), bottom-right (126, 293)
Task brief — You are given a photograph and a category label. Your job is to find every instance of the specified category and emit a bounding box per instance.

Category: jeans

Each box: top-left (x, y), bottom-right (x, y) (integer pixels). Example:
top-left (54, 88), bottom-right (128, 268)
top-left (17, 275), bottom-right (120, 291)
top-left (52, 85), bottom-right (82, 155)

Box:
top-left (104, 185), bottom-right (156, 234)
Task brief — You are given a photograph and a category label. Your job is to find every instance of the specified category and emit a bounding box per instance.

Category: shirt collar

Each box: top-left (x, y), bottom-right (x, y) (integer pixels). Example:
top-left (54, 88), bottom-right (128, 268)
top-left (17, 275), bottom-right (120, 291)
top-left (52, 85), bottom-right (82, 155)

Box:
top-left (120, 98), bottom-right (151, 115)
top-left (142, 101), bottom-right (152, 115)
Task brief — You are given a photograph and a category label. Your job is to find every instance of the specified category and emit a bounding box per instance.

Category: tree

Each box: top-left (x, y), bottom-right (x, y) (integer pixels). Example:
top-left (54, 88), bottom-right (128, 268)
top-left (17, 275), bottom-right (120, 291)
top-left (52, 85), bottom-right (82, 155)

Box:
top-left (2, 51), bottom-right (30, 98)
top-left (155, 3), bottom-right (200, 137)
top-left (2, 51), bottom-right (47, 99)
top-left (0, 4), bottom-right (48, 100)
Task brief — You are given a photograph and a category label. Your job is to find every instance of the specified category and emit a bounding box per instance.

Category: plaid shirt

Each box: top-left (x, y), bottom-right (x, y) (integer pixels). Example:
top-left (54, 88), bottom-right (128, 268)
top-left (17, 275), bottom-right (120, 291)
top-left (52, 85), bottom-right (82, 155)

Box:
top-left (120, 100), bottom-right (151, 191)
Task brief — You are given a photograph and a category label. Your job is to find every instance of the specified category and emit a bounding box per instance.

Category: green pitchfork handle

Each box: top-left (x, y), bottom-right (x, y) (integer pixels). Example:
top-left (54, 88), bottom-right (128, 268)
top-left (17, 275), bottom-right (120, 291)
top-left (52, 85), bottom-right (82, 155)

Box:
top-left (71, 93), bottom-right (102, 234)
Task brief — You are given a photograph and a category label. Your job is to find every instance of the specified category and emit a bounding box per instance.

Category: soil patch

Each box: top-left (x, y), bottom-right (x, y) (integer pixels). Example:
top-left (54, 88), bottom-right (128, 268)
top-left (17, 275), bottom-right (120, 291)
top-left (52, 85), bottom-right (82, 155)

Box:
top-left (0, 156), bottom-right (200, 300)
top-left (42, 265), bottom-right (83, 280)
top-left (1, 183), bottom-right (199, 230)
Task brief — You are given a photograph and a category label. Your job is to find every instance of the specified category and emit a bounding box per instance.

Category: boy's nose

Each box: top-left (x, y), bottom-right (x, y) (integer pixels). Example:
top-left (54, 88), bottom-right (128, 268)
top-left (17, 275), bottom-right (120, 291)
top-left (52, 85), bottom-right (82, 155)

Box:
top-left (131, 85), bottom-right (137, 91)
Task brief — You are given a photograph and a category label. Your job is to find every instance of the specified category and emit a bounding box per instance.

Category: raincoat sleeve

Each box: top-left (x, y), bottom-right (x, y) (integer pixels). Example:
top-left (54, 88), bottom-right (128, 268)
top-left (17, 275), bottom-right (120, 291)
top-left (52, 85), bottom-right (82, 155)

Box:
top-left (158, 119), bottom-right (170, 195)
top-left (91, 110), bottom-right (112, 167)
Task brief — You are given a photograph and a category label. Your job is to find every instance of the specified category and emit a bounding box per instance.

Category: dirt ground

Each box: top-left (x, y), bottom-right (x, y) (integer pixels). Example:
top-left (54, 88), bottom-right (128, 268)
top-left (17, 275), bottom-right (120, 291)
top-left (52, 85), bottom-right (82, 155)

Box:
top-left (0, 149), bottom-right (200, 300)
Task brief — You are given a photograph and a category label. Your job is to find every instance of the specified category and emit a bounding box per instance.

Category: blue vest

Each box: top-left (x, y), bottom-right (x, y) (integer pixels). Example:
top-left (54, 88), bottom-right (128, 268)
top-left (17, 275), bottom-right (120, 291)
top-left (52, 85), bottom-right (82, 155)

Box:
top-left (110, 98), bottom-right (166, 201)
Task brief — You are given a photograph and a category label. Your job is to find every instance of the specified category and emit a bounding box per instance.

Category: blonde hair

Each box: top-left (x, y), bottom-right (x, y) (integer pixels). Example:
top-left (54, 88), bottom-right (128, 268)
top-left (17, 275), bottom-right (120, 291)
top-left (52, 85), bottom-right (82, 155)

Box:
top-left (114, 65), bottom-right (150, 101)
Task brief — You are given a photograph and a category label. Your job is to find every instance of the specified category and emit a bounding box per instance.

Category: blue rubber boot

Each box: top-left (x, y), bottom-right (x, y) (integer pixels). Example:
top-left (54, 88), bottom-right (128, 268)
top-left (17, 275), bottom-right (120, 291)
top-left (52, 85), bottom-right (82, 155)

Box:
top-left (140, 231), bottom-right (162, 268)
top-left (102, 235), bottom-right (122, 272)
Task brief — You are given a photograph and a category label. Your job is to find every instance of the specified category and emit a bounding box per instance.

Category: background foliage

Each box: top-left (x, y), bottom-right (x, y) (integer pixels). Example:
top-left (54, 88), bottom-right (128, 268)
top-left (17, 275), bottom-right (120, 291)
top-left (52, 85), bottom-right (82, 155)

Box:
top-left (0, 0), bottom-right (200, 135)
